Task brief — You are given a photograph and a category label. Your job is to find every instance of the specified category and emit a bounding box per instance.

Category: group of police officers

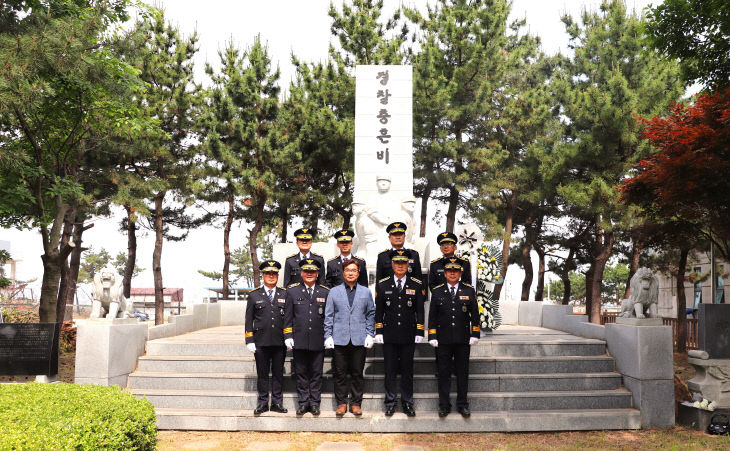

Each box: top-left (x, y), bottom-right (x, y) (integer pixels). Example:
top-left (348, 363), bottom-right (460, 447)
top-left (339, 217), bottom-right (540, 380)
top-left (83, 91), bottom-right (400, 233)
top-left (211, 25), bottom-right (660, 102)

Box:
top-left (245, 222), bottom-right (480, 418)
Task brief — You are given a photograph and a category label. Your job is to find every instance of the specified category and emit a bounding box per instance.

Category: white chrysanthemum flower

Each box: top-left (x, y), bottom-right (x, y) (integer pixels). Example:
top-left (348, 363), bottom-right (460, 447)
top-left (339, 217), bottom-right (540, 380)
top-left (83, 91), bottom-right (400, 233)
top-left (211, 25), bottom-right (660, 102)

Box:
top-left (694, 401), bottom-right (701, 408)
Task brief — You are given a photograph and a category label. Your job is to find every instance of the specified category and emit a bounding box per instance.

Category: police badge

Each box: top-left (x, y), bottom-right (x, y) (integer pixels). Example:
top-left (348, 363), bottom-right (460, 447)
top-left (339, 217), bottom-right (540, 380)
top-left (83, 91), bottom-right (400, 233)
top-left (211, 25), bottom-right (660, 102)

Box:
top-left (407, 300), bottom-right (412, 307)
top-left (462, 305), bottom-right (468, 312)
top-left (318, 307), bottom-right (324, 315)
top-left (386, 301), bottom-right (391, 307)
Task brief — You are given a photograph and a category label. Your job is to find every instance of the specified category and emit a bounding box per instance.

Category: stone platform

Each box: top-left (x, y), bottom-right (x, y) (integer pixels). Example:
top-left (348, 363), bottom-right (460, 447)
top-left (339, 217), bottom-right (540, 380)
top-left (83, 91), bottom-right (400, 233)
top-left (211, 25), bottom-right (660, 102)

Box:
top-left (127, 325), bottom-right (640, 431)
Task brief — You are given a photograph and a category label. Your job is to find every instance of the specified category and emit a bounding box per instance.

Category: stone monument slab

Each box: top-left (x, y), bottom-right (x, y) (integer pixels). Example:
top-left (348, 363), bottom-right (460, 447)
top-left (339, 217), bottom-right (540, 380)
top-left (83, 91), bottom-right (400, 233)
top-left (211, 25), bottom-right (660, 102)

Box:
top-left (698, 304), bottom-right (730, 358)
top-left (0, 323), bottom-right (59, 376)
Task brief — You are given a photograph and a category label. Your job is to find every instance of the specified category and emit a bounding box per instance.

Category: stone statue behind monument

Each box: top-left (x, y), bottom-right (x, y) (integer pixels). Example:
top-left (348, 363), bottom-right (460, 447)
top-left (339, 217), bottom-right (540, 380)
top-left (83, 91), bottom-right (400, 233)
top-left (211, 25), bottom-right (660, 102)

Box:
top-left (90, 265), bottom-right (134, 319)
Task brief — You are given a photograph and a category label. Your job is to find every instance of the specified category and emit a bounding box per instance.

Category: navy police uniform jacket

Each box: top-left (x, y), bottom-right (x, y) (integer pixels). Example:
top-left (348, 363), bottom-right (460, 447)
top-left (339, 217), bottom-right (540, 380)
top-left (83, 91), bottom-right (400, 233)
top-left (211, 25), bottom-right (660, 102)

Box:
top-left (427, 283), bottom-right (480, 345)
top-left (375, 249), bottom-right (423, 284)
top-left (283, 253), bottom-right (325, 287)
top-left (428, 256), bottom-right (472, 292)
top-left (325, 255), bottom-right (368, 288)
top-left (375, 276), bottom-right (426, 344)
top-left (283, 283), bottom-right (330, 351)
top-left (245, 286), bottom-right (287, 346)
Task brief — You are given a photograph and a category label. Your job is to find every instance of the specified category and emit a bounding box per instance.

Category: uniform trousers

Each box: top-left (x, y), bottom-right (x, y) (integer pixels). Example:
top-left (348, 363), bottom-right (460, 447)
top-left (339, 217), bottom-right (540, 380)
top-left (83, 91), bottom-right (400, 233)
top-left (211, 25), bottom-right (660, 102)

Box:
top-left (436, 343), bottom-right (470, 409)
top-left (332, 342), bottom-right (367, 406)
top-left (383, 342), bottom-right (415, 406)
top-left (254, 345), bottom-right (286, 405)
top-left (293, 349), bottom-right (324, 407)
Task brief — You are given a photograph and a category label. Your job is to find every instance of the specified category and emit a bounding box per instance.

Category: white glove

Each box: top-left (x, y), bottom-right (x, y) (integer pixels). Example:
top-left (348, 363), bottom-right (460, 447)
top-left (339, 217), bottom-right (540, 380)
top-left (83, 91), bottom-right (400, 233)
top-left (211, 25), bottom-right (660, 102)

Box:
top-left (429, 339), bottom-right (438, 348)
top-left (364, 335), bottom-right (374, 349)
top-left (374, 334), bottom-right (384, 344)
top-left (324, 336), bottom-right (335, 349)
top-left (284, 338), bottom-right (294, 350)
top-left (246, 343), bottom-right (256, 353)
top-left (469, 337), bottom-right (479, 346)
top-left (414, 335), bottom-right (423, 344)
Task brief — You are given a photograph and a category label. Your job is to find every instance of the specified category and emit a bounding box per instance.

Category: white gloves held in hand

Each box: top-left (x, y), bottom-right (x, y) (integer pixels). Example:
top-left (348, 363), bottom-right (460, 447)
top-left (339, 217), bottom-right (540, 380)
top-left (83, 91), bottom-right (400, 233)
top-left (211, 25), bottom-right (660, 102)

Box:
top-left (374, 334), bottom-right (384, 344)
top-left (469, 337), bottom-right (479, 346)
top-left (429, 339), bottom-right (438, 348)
top-left (284, 338), bottom-right (294, 350)
top-left (364, 335), bottom-right (374, 349)
top-left (246, 343), bottom-right (256, 353)
top-left (324, 336), bottom-right (335, 349)
top-left (414, 335), bottom-right (424, 344)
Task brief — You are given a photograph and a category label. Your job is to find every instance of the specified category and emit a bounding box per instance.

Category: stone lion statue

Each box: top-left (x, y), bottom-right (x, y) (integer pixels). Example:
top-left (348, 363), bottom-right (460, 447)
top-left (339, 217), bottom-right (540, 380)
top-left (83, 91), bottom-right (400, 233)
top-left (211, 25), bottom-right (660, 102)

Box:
top-left (90, 265), bottom-right (133, 319)
top-left (619, 267), bottom-right (659, 319)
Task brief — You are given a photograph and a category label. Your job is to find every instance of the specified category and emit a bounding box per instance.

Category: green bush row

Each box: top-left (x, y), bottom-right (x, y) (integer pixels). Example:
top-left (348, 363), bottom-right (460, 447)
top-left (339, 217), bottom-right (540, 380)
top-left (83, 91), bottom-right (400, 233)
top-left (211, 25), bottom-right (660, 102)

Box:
top-left (0, 383), bottom-right (157, 450)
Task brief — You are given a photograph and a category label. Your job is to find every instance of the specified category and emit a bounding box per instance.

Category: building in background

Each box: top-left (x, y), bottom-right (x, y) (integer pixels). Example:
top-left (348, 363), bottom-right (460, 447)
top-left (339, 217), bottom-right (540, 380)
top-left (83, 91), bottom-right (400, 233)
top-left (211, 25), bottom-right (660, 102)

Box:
top-left (656, 251), bottom-right (728, 318)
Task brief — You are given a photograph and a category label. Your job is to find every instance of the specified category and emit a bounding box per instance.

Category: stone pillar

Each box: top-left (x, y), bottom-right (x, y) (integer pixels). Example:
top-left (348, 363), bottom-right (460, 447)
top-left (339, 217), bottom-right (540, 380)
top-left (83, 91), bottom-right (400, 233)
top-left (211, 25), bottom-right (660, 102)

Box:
top-left (75, 318), bottom-right (147, 387)
top-left (605, 322), bottom-right (674, 428)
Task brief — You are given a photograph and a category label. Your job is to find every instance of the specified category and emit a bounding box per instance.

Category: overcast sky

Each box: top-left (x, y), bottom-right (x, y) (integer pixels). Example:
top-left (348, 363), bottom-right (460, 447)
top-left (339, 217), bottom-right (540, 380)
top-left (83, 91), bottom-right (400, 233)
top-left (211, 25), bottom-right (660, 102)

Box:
top-left (2, 0), bottom-right (658, 305)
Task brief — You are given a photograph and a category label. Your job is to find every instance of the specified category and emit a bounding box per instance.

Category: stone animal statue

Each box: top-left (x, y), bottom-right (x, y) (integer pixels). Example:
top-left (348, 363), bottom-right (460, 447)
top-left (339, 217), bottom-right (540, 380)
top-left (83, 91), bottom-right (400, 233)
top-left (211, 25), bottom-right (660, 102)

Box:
top-left (619, 267), bottom-right (659, 319)
top-left (90, 265), bottom-right (133, 319)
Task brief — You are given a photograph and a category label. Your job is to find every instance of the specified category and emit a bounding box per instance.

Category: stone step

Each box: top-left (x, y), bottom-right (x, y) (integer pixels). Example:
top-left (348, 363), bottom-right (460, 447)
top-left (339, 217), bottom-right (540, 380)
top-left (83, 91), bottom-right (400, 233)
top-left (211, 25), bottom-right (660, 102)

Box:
top-left (153, 407), bottom-right (641, 432)
top-left (130, 388), bottom-right (633, 411)
top-left (136, 354), bottom-right (615, 374)
top-left (145, 340), bottom-right (607, 358)
top-left (127, 371), bottom-right (622, 393)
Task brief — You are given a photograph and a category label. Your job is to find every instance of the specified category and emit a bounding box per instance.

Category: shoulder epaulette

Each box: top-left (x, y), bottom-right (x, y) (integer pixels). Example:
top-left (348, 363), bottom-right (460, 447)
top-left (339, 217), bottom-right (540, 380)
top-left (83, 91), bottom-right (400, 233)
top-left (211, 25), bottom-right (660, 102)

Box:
top-left (409, 277), bottom-right (423, 284)
top-left (430, 257), bottom-right (442, 264)
top-left (319, 284), bottom-right (330, 290)
top-left (327, 256), bottom-right (339, 262)
top-left (286, 253), bottom-right (298, 259)
top-left (459, 255), bottom-right (470, 261)
top-left (378, 276), bottom-right (391, 283)
top-left (312, 252), bottom-right (322, 257)
top-left (433, 283), bottom-right (445, 289)
top-left (378, 248), bottom-right (389, 255)
top-left (463, 283), bottom-right (474, 289)
top-left (353, 255), bottom-right (364, 261)
top-left (287, 282), bottom-right (301, 288)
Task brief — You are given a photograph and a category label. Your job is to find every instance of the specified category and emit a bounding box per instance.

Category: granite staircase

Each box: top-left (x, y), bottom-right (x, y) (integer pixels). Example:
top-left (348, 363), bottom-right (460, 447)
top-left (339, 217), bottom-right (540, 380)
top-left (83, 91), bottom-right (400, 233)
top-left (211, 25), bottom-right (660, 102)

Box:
top-left (127, 325), bottom-right (641, 431)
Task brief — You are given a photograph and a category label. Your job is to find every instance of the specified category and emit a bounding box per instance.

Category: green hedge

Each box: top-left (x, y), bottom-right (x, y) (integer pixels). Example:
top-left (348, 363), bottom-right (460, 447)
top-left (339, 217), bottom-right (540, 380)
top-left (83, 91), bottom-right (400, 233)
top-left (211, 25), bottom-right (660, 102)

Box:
top-left (0, 383), bottom-right (156, 450)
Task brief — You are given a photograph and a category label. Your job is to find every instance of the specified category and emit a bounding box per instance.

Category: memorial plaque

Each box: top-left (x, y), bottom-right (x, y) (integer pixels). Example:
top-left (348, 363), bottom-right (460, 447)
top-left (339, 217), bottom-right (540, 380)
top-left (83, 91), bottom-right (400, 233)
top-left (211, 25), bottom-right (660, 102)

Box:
top-left (0, 323), bottom-right (59, 376)
top-left (698, 304), bottom-right (730, 359)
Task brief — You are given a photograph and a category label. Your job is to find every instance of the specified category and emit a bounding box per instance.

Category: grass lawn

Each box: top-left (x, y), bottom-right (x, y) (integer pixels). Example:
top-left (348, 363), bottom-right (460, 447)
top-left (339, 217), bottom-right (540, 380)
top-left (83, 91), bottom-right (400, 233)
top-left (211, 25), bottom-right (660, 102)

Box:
top-left (157, 427), bottom-right (730, 450)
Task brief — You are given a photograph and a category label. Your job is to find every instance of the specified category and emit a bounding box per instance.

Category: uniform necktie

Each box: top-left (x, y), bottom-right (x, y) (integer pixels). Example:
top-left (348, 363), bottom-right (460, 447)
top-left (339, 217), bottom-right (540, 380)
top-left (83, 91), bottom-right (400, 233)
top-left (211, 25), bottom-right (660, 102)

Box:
top-left (397, 279), bottom-right (403, 292)
top-left (450, 286), bottom-right (456, 299)
top-left (307, 287), bottom-right (313, 299)
top-left (267, 289), bottom-right (274, 304)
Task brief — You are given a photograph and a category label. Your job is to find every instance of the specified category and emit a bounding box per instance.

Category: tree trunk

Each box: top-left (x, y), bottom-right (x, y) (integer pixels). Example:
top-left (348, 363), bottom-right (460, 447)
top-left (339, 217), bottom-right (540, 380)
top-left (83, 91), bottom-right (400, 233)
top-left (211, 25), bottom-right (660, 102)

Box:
top-left (64, 223), bottom-right (85, 307)
top-left (123, 205), bottom-right (137, 299)
top-left (589, 225), bottom-right (615, 324)
top-left (585, 262), bottom-right (595, 316)
top-left (222, 194), bottom-right (234, 300)
top-left (249, 200), bottom-right (265, 288)
top-left (445, 187), bottom-right (459, 233)
top-left (676, 247), bottom-right (689, 353)
top-left (520, 211), bottom-right (536, 302)
top-left (419, 185), bottom-right (432, 238)
top-left (535, 244), bottom-right (546, 302)
top-left (38, 199), bottom-right (74, 323)
top-left (153, 191), bottom-right (165, 325)
top-left (280, 208), bottom-right (288, 243)
top-left (624, 234), bottom-right (644, 299)
top-left (56, 207), bottom-right (77, 324)
top-left (561, 248), bottom-right (575, 305)
top-left (492, 193), bottom-right (516, 301)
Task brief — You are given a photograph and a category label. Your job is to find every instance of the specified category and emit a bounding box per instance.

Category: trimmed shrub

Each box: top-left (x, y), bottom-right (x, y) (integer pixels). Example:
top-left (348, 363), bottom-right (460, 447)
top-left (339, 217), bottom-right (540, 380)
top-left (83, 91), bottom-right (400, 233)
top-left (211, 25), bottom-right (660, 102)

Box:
top-left (0, 383), bottom-right (156, 450)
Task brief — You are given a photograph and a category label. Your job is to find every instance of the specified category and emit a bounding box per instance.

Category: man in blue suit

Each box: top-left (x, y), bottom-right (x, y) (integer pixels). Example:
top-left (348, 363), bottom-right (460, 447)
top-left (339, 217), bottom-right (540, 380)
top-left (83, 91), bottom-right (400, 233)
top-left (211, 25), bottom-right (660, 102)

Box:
top-left (324, 259), bottom-right (375, 416)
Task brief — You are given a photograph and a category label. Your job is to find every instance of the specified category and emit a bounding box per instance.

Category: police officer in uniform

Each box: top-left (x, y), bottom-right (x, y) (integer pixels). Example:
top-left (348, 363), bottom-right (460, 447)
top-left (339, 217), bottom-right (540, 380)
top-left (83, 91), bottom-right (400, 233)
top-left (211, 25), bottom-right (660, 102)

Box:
top-left (375, 222), bottom-right (423, 283)
top-left (374, 249), bottom-right (425, 417)
top-left (428, 258), bottom-right (480, 418)
top-left (283, 228), bottom-right (325, 287)
top-left (283, 258), bottom-right (329, 416)
top-left (429, 232), bottom-right (472, 292)
top-left (244, 260), bottom-right (288, 415)
top-left (325, 229), bottom-right (368, 287)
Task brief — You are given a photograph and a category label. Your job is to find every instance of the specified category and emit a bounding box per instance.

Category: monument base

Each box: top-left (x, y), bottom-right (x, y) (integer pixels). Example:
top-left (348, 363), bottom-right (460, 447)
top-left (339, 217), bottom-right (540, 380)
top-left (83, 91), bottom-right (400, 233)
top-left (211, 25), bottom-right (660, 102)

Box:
top-left (677, 401), bottom-right (730, 431)
top-left (616, 317), bottom-right (663, 326)
top-left (687, 357), bottom-right (730, 408)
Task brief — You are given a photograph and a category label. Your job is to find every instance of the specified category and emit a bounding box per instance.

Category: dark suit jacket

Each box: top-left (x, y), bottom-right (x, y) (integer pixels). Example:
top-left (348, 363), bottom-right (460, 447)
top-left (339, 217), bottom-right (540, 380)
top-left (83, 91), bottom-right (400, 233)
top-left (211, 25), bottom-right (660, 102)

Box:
top-left (325, 255), bottom-right (368, 288)
top-left (375, 276), bottom-right (425, 343)
top-left (244, 286), bottom-right (287, 346)
top-left (375, 248), bottom-right (423, 284)
top-left (283, 252), bottom-right (325, 287)
top-left (283, 282), bottom-right (330, 351)
top-left (427, 283), bottom-right (480, 345)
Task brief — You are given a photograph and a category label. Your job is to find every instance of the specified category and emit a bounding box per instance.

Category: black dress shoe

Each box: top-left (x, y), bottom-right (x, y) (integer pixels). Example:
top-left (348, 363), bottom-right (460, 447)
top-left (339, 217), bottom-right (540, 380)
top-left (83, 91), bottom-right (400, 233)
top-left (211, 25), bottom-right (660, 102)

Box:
top-left (458, 407), bottom-right (471, 418)
top-left (253, 404), bottom-right (269, 415)
top-left (296, 405), bottom-right (308, 415)
top-left (310, 405), bottom-right (320, 415)
top-left (402, 403), bottom-right (416, 417)
top-left (438, 407), bottom-right (450, 418)
top-left (270, 404), bottom-right (288, 413)
top-left (384, 405), bottom-right (396, 416)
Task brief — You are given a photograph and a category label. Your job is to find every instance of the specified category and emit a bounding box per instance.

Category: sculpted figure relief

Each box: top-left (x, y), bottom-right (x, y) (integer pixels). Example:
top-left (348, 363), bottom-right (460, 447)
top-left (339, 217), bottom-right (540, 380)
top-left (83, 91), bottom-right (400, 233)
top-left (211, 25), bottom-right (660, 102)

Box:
top-left (90, 265), bottom-right (133, 319)
top-left (619, 267), bottom-right (659, 319)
